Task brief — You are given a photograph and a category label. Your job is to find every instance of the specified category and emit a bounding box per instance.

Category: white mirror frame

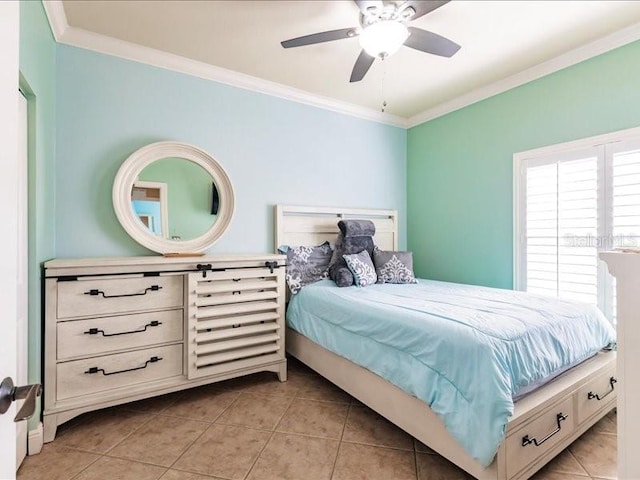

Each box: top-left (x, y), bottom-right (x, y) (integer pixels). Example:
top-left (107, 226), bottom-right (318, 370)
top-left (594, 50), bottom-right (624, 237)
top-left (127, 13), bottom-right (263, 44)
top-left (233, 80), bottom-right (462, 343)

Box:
top-left (113, 141), bottom-right (235, 254)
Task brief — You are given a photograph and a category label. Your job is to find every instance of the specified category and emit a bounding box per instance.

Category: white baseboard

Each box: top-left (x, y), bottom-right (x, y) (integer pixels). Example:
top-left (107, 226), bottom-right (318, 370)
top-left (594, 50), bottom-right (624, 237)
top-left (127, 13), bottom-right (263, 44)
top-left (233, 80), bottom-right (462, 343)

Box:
top-left (27, 423), bottom-right (43, 455)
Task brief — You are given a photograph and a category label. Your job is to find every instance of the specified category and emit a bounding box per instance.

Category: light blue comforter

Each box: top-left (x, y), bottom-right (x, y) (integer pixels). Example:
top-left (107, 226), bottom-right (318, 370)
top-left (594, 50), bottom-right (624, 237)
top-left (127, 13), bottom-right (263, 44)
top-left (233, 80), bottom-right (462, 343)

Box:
top-left (286, 279), bottom-right (616, 466)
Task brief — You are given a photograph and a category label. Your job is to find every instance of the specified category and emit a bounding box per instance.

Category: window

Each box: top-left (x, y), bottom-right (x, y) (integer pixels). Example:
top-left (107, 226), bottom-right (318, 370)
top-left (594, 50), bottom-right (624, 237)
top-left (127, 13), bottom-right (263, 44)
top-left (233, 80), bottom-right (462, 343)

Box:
top-left (514, 129), bottom-right (640, 321)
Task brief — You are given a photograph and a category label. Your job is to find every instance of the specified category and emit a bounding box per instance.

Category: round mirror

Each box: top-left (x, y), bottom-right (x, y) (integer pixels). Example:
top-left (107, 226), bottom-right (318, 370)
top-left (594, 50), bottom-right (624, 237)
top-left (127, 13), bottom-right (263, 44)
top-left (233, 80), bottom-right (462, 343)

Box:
top-left (113, 142), bottom-right (235, 254)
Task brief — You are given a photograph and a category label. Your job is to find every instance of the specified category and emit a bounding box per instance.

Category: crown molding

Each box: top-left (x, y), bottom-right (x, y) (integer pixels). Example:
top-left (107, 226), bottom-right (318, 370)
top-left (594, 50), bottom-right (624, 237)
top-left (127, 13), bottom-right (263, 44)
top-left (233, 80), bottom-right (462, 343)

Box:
top-left (407, 21), bottom-right (640, 128)
top-left (43, 1), bottom-right (640, 131)
top-left (41, 1), bottom-right (407, 128)
top-left (42, 0), bottom-right (66, 42)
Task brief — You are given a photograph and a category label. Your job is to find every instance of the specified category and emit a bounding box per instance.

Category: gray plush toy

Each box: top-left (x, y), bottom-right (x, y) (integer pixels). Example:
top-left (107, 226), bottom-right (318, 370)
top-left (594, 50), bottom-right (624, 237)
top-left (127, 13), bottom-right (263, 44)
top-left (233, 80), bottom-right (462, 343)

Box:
top-left (328, 219), bottom-right (376, 287)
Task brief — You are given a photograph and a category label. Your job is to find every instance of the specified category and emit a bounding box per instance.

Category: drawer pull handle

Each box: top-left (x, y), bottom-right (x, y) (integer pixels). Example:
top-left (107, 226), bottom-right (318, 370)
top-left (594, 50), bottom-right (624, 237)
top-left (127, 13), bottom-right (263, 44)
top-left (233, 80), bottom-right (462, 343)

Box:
top-left (84, 285), bottom-right (162, 298)
top-left (84, 356), bottom-right (163, 376)
top-left (232, 290), bottom-right (241, 295)
top-left (588, 377), bottom-right (617, 401)
top-left (84, 320), bottom-right (162, 337)
top-left (522, 413), bottom-right (568, 447)
top-left (265, 261), bottom-right (279, 274)
top-left (197, 263), bottom-right (212, 278)
top-left (232, 278), bottom-right (241, 282)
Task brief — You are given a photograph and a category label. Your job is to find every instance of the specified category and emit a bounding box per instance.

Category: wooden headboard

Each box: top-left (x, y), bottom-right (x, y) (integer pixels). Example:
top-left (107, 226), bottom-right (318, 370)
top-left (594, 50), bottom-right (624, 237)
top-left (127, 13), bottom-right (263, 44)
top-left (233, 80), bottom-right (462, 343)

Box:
top-left (274, 205), bottom-right (398, 251)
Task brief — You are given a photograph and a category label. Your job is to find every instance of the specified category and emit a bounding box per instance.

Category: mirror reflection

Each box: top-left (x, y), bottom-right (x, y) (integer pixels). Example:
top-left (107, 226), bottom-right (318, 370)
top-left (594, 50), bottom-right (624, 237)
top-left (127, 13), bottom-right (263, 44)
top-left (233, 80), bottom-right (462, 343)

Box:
top-left (131, 157), bottom-right (218, 241)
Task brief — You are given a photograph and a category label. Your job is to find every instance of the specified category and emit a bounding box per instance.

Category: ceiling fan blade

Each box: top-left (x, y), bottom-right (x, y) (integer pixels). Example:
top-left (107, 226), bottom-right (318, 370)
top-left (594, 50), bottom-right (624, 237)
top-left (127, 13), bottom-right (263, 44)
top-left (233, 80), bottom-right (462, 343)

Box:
top-left (281, 28), bottom-right (358, 48)
top-left (402, 0), bottom-right (450, 21)
top-left (354, 0), bottom-right (384, 15)
top-left (350, 50), bottom-right (375, 83)
top-left (405, 27), bottom-right (460, 57)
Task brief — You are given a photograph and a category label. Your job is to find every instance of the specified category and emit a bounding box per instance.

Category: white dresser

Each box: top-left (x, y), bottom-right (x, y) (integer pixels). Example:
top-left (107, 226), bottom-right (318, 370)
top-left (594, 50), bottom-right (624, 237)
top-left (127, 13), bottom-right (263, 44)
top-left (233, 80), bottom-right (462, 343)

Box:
top-left (43, 254), bottom-right (286, 442)
top-left (600, 251), bottom-right (640, 480)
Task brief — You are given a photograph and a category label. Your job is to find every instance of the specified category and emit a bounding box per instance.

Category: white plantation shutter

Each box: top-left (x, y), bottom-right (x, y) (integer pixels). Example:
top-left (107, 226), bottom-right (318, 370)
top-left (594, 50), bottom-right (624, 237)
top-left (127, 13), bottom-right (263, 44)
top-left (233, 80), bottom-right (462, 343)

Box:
top-left (523, 153), bottom-right (599, 305)
top-left (611, 146), bottom-right (640, 247)
top-left (557, 157), bottom-right (598, 304)
top-left (516, 134), bottom-right (640, 321)
top-left (608, 143), bottom-right (640, 321)
top-left (525, 164), bottom-right (558, 297)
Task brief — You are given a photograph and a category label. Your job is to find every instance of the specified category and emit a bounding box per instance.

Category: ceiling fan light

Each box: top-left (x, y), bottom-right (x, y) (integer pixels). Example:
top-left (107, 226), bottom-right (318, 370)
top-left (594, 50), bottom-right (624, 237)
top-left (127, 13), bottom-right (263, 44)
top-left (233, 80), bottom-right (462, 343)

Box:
top-left (359, 21), bottom-right (409, 58)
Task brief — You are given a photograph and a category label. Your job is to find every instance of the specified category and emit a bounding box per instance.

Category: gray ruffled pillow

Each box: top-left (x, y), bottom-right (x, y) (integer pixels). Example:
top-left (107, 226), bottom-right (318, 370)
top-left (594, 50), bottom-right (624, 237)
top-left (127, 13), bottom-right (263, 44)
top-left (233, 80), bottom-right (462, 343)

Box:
top-left (373, 249), bottom-right (418, 284)
top-left (278, 241), bottom-right (333, 294)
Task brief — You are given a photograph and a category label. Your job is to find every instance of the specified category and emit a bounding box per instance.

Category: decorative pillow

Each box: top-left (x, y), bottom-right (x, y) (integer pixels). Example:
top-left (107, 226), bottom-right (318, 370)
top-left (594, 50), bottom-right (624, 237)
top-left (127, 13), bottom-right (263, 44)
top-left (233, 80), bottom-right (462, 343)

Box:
top-left (373, 249), bottom-right (418, 284)
top-left (343, 250), bottom-right (377, 287)
top-left (278, 241), bottom-right (333, 294)
top-left (329, 220), bottom-right (377, 288)
top-left (338, 219), bottom-right (376, 238)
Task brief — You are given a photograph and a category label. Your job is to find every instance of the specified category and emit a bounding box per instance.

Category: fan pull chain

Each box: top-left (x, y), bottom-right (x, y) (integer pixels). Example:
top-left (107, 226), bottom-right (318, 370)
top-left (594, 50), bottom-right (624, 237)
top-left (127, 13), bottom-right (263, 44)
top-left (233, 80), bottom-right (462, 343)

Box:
top-left (381, 57), bottom-right (387, 113)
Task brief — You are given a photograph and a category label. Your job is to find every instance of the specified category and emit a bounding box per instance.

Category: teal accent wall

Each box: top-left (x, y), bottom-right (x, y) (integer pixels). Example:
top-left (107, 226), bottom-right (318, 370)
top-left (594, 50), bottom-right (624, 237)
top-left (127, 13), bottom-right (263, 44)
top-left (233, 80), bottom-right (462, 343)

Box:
top-left (20, 0), bottom-right (56, 429)
top-left (55, 45), bottom-right (407, 258)
top-left (138, 158), bottom-right (216, 240)
top-left (407, 40), bottom-right (640, 289)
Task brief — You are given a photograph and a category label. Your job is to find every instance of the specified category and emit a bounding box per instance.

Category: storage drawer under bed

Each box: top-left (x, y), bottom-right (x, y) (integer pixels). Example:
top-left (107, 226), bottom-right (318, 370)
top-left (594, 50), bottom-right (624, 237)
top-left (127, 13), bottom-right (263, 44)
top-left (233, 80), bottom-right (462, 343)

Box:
top-left (505, 395), bottom-right (575, 478)
top-left (576, 365), bottom-right (617, 424)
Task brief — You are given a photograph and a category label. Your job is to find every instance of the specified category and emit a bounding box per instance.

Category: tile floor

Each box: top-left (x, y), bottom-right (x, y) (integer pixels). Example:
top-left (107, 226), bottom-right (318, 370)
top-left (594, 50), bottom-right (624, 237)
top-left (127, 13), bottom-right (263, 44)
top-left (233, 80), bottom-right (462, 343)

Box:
top-left (18, 358), bottom-right (617, 480)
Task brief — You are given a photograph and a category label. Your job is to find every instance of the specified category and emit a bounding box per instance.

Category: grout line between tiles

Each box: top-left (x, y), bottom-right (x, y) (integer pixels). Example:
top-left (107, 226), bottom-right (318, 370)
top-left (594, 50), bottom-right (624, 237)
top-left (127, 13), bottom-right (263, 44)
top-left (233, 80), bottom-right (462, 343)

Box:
top-left (54, 409), bottom-right (160, 457)
top-left (339, 438), bottom-right (415, 452)
top-left (295, 396), bottom-right (351, 405)
top-left (100, 453), bottom-right (187, 470)
top-left (227, 389), bottom-right (300, 401)
top-left (563, 448), bottom-right (591, 479)
top-left (294, 394), bottom-right (352, 404)
top-left (329, 402), bottom-right (352, 480)
top-left (155, 389), bottom-right (242, 424)
top-left (165, 390), bottom-right (244, 472)
top-left (64, 449), bottom-right (104, 480)
top-left (567, 431), bottom-right (617, 480)
top-left (73, 455), bottom-right (173, 479)
top-left (118, 390), bottom-right (186, 414)
top-left (269, 426), bottom-right (347, 442)
top-left (565, 449), bottom-right (591, 478)
top-left (102, 411), bottom-right (161, 455)
top-left (242, 395), bottom-right (296, 480)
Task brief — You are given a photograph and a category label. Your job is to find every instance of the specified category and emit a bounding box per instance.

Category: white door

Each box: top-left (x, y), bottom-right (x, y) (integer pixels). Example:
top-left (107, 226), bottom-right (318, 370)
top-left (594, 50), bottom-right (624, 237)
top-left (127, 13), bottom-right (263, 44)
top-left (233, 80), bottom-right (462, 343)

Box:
top-left (16, 91), bottom-right (29, 468)
top-left (0, 2), bottom-right (21, 479)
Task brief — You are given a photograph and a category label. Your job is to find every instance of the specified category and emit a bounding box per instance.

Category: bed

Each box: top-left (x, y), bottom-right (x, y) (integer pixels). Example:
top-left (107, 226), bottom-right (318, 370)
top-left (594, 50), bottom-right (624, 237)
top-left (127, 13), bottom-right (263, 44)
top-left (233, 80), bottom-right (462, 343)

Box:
top-left (275, 204), bottom-right (617, 480)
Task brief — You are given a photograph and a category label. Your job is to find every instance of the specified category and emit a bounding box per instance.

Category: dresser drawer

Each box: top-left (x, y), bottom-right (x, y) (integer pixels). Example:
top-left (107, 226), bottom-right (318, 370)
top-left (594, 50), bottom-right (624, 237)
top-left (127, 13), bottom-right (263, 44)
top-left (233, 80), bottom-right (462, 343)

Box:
top-left (56, 344), bottom-right (182, 400)
top-left (57, 309), bottom-right (183, 360)
top-left (576, 366), bottom-right (617, 424)
top-left (57, 275), bottom-right (183, 319)
top-left (505, 395), bottom-right (574, 478)
top-left (194, 269), bottom-right (281, 313)
top-left (196, 277), bottom-right (279, 303)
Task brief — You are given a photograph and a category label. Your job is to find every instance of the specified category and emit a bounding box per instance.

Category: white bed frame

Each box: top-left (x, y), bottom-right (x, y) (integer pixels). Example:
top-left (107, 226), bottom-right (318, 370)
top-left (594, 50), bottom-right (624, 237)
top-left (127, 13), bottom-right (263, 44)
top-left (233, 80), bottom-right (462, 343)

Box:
top-left (275, 205), bottom-right (617, 480)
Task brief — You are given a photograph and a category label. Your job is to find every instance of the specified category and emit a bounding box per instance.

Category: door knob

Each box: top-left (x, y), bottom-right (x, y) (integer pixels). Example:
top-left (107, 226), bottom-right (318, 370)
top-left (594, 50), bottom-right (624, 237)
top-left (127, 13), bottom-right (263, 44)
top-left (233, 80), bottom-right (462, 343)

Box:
top-left (0, 377), bottom-right (42, 422)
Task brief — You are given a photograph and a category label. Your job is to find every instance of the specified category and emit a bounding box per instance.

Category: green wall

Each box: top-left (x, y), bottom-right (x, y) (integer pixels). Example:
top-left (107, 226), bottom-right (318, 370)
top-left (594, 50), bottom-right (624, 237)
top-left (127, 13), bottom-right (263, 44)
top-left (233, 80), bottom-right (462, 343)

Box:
top-left (138, 158), bottom-right (216, 240)
top-left (20, 0), bottom-right (56, 429)
top-left (407, 40), bottom-right (640, 289)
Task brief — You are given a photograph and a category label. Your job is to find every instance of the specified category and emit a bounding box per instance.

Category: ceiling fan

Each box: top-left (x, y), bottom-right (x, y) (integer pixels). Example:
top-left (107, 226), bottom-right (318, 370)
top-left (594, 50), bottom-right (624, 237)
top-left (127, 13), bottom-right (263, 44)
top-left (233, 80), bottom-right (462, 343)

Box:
top-left (280, 0), bottom-right (461, 83)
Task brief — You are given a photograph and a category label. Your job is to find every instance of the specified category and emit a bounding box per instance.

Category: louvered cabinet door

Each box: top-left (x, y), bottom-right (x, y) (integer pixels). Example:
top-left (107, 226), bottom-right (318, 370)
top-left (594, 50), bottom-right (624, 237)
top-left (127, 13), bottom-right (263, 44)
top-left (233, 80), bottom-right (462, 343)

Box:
top-left (186, 267), bottom-right (285, 379)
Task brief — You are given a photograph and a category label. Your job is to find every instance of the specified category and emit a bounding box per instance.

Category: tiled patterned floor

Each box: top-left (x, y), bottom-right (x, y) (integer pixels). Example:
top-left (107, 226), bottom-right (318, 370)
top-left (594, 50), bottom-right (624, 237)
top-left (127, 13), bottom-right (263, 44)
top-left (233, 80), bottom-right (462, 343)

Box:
top-left (18, 358), bottom-right (617, 480)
